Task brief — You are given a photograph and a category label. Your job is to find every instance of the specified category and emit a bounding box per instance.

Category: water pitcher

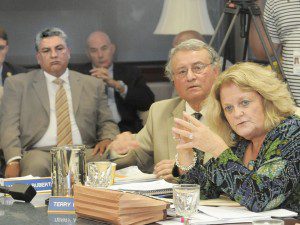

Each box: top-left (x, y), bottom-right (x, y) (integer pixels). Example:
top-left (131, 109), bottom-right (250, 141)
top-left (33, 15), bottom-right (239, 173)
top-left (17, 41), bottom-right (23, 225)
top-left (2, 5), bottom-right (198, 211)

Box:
top-left (51, 145), bottom-right (86, 196)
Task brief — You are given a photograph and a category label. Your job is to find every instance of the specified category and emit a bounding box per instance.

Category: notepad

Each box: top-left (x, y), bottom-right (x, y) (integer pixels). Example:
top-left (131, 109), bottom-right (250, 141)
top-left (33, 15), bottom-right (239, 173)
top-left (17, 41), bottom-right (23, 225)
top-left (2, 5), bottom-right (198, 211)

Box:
top-left (109, 179), bottom-right (174, 196)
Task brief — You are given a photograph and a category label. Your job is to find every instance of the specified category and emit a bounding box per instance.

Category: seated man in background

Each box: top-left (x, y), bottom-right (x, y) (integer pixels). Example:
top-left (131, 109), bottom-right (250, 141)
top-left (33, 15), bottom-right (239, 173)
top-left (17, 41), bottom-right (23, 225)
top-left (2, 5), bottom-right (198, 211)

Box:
top-left (172, 30), bottom-right (232, 69)
top-left (172, 30), bottom-right (204, 47)
top-left (0, 27), bottom-right (27, 86)
top-left (0, 27), bottom-right (119, 178)
top-left (76, 31), bottom-right (154, 133)
top-left (103, 39), bottom-right (221, 182)
top-left (0, 27), bottom-right (27, 177)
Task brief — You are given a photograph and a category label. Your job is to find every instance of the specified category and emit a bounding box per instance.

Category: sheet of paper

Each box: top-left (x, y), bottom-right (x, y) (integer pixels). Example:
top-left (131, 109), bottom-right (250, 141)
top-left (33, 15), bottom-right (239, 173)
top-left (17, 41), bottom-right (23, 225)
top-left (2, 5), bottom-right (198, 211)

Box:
top-left (114, 166), bottom-right (157, 184)
top-left (258, 208), bottom-right (298, 218)
top-left (160, 196), bottom-right (240, 206)
top-left (199, 195), bottom-right (240, 207)
top-left (109, 179), bottom-right (174, 191)
top-left (159, 206), bottom-right (298, 225)
top-left (198, 205), bottom-right (264, 219)
top-left (198, 206), bottom-right (298, 219)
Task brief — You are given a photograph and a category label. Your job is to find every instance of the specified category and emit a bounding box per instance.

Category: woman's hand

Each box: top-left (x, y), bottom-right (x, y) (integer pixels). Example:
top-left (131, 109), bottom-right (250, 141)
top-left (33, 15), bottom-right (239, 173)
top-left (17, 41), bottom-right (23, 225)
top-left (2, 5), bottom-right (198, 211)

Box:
top-left (172, 112), bottom-right (228, 158)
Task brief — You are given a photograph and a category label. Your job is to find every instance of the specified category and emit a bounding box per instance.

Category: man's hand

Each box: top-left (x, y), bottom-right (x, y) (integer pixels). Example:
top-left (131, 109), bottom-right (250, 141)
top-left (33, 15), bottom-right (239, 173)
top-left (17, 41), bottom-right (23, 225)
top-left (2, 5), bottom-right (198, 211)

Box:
top-left (5, 162), bottom-right (20, 178)
top-left (154, 159), bottom-right (177, 183)
top-left (92, 139), bottom-right (113, 156)
top-left (109, 132), bottom-right (140, 155)
top-left (90, 68), bottom-right (116, 88)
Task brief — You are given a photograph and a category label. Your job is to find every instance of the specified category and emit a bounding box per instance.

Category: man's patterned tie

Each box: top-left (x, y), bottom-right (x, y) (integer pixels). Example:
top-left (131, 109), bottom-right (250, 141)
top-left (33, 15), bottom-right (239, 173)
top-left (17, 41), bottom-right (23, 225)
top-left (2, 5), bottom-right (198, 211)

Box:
top-left (53, 78), bottom-right (73, 146)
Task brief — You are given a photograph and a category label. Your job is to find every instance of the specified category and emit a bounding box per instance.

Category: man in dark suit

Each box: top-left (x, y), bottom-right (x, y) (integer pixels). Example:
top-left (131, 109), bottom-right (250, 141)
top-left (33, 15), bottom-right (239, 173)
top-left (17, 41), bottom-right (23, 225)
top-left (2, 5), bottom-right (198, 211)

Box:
top-left (0, 27), bottom-right (27, 86)
top-left (0, 27), bottom-right (119, 178)
top-left (76, 31), bottom-right (154, 134)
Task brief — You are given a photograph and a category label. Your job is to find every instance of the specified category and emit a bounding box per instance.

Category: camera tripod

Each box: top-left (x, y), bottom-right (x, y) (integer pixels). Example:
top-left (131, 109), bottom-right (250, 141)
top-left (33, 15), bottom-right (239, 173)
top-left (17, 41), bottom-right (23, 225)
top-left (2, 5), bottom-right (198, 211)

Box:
top-left (209, 0), bottom-right (286, 83)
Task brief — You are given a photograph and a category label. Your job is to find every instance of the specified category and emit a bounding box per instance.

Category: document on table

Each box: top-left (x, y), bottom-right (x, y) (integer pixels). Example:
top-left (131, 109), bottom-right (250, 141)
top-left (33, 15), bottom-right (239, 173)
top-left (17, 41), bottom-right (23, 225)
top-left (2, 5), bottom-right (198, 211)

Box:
top-left (158, 206), bottom-right (298, 225)
top-left (199, 195), bottom-right (240, 207)
top-left (109, 179), bottom-right (174, 196)
top-left (114, 166), bottom-right (157, 184)
top-left (159, 195), bottom-right (240, 206)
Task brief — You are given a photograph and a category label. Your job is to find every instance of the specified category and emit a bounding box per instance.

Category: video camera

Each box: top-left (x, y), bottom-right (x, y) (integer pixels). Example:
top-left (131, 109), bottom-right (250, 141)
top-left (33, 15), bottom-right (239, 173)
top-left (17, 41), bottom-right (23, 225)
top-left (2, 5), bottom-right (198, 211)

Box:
top-left (226, 0), bottom-right (258, 10)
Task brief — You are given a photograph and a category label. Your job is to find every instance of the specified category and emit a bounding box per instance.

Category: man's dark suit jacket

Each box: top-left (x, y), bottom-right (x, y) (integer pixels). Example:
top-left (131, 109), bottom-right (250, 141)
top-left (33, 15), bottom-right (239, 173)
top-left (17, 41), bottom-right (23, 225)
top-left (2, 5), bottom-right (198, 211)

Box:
top-left (76, 63), bottom-right (155, 133)
top-left (1, 61), bottom-right (27, 84)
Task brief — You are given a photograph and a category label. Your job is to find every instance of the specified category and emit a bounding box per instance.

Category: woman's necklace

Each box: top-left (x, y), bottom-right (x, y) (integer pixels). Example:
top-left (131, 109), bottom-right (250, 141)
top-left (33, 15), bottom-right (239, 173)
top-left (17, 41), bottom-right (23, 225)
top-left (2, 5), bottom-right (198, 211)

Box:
top-left (245, 142), bottom-right (259, 171)
top-left (248, 160), bottom-right (255, 171)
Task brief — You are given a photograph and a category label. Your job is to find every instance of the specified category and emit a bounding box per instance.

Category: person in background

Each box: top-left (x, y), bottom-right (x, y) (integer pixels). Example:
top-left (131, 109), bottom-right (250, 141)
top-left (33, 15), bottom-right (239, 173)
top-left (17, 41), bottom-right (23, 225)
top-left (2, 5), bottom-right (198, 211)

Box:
top-left (249, 0), bottom-right (300, 107)
top-left (76, 31), bottom-right (154, 134)
top-left (0, 27), bottom-right (27, 178)
top-left (0, 27), bottom-right (119, 178)
top-left (171, 30), bottom-right (232, 97)
top-left (106, 39), bottom-right (220, 183)
top-left (173, 30), bottom-right (232, 68)
top-left (0, 27), bottom-right (27, 86)
top-left (172, 62), bottom-right (299, 213)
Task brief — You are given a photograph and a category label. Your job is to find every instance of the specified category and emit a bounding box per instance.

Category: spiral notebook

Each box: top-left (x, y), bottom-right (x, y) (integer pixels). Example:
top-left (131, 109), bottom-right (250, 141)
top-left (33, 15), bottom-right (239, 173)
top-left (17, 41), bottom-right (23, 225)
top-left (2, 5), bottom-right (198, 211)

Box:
top-left (109, 179), bottom-right (174, 196)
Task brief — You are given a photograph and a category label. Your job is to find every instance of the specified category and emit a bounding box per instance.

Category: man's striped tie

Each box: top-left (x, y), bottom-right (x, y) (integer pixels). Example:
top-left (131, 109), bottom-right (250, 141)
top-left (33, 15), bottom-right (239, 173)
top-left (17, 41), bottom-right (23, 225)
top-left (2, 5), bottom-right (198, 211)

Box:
top-left (53, 78), bottom-right (73, 146)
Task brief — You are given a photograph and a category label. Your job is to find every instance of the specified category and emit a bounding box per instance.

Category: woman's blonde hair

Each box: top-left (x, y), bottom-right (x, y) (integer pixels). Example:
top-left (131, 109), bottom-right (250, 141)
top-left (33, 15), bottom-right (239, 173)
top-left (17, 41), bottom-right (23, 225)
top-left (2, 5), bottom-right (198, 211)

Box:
top-left (206, 62), bottom-right (295, 146)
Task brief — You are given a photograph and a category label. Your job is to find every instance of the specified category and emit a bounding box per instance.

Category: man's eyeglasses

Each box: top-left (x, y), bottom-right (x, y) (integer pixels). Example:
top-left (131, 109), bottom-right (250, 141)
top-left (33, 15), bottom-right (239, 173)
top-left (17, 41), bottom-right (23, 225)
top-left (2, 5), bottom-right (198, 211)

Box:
top-left (174, 62), bottom-right (212, 78)
top-left (0, 45), bottom-right (7, 51)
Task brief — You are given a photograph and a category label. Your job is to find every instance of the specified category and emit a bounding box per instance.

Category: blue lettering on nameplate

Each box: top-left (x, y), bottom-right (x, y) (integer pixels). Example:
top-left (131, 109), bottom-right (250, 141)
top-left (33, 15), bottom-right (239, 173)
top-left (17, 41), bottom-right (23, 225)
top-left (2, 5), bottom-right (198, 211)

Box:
top-left (48, 197), bottom-right (75, 213)
top-left (4, 178), bottom-right (52, 192)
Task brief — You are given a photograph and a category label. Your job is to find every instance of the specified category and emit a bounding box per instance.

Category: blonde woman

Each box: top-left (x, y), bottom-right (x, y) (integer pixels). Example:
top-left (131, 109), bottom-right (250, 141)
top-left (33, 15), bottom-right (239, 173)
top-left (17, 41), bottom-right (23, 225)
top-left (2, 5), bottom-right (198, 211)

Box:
top-left (172, 62), bottom-right (300, 213)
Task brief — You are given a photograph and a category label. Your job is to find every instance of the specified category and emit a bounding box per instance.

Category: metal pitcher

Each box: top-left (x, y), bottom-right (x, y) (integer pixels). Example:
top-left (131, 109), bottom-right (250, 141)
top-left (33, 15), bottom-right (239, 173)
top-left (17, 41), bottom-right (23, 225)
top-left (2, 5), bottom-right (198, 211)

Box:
top-left (51, 145), bottom-right (86, 196)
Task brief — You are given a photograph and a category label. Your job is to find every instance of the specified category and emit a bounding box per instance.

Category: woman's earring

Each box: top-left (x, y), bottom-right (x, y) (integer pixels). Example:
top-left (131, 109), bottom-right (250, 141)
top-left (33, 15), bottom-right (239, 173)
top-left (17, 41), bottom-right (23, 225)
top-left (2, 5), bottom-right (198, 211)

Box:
top-left (231, 132), bottom-right (237, 141)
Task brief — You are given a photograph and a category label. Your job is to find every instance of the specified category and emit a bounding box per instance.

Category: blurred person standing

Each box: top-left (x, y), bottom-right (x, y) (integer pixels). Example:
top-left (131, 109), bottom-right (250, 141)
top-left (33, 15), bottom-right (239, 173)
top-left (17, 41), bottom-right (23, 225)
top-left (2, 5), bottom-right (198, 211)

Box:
top-left (249, 0), bottom-right (300, 106)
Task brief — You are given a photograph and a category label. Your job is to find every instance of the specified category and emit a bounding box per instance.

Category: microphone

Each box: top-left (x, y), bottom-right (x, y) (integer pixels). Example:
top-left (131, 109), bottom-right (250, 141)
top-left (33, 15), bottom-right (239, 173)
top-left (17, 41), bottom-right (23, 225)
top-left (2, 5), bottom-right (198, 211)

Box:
top-left (0, 183), bottom-right (37, 202)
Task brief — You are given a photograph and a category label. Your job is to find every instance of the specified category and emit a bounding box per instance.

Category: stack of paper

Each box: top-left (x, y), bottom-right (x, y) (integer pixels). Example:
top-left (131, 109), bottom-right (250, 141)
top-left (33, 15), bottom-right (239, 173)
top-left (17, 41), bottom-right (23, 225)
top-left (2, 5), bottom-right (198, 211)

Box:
top-left (193, 206), bottom-right (272, 224)
top-left (114, 166), bottom-right (157, 184)
top-left (199, 195), bottom-right (240, 207)
top-left (159, 205), bottom-right (298, 225)
top-left (74, 184), bottom-right (169, 225)
top-left (109, 179), bottom-right (174, 196)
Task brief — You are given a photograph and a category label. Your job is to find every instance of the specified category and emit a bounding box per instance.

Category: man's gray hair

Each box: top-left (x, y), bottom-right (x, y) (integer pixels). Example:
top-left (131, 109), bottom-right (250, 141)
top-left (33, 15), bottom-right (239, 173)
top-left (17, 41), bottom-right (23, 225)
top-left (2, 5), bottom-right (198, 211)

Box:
top-left (165, 39), bottom-right (221, 81)
top-left (35, 27), bottom-right (68, 51)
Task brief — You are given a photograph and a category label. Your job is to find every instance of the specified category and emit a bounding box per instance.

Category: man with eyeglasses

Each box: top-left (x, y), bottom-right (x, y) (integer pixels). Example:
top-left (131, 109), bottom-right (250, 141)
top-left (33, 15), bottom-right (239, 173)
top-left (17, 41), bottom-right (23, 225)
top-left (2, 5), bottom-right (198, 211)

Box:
top-left (0, 27), bottom-right (27, 87)
top-left (0, 27), bottom-right (119, 178)
top-left (103, 39), bottom-right (221, 182)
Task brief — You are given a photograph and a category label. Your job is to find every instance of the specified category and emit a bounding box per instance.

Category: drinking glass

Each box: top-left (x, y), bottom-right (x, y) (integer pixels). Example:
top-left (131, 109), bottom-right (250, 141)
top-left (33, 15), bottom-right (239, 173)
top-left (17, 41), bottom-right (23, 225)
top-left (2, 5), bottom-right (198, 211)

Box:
top-left (86, 162), bottom-right (116, 188)
top-left (173, 184), bottom-right (200, 225)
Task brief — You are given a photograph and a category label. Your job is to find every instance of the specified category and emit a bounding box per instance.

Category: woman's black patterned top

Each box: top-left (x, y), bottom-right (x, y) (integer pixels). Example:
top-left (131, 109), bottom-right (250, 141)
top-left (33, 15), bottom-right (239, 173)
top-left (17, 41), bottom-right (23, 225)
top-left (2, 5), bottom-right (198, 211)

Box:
top-left (179, 115), bottom-right (300, 213)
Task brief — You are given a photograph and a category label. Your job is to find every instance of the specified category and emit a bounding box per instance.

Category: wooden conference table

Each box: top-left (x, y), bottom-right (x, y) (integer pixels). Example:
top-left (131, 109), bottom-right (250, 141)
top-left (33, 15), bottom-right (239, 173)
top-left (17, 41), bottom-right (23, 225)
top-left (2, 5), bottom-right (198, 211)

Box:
top-left (0, 193), bottom-right (299, 225)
